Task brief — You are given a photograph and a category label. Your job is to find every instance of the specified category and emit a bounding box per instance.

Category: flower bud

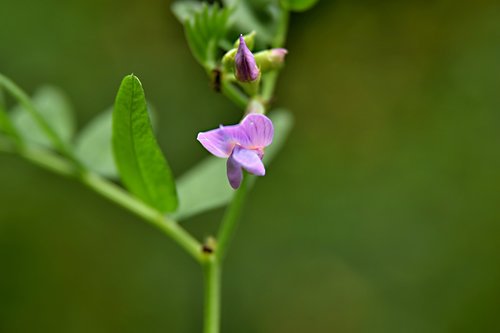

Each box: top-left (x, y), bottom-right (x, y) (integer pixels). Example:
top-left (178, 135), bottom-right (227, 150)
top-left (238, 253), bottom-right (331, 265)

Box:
top-left (233, 31), bottom-right (256, 50)
top-left (222, 48), bottom-right (237, 71)
top-left (235, 35), bottom-right (260, 82)
top-left (254, 48), bottom-right (288, 72)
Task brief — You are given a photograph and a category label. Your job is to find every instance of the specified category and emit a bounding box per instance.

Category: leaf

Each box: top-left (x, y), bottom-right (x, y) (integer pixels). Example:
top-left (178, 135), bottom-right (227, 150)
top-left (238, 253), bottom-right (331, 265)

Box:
top-left (173, 109), bottom-right (294, 221)
top-left (222, 0), bottom-right (281, 46)
top-left (171, 1), bottom-right (202, 22)
top-left (180, 3), bottom-right (231, 69)
top-left (75, 104), bottom-right (158, 179)
top-left (75, 109), bottom-right (117, 178)
top-left (10, 85), bottom-right (76, 149)
top-left (0, 100), bottom-right (22, 147)
top-left (280, 0), bottom-right (319, 12)
top-left (112, 74), bottom-right (178, 213)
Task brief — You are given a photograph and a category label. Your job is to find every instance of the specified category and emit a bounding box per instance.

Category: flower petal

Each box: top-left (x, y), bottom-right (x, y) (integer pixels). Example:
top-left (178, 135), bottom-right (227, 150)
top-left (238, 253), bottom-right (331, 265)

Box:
top-left (235, 35), bottom-right (260, 82)
top-left (240, 114), bottom-right (274, 149)
top-left (227, 155), bottom-right (243, 189)
top-left (232, 146), bottom-right (265, 176)
top-left (197, 127), bottom-right (235, 158)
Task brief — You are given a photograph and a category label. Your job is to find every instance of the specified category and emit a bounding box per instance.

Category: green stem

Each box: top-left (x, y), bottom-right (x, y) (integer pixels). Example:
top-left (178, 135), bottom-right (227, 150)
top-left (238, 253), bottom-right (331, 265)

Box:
top-left (261, 10), bottom-right (290, 104)
top-left (82, 172), bottom-right (203, 262)
top-left (261, 71), bottom-right (279, 103)
top-left (221, 79), bottom-right (249, 110)
top-left (0, 145), bottom-right (204, 263)
top-left (273, 10), bottom-right (290, 48)
top-left (202, 11), bottom-right (291, 331)
top-left (0, 102), bottom-right (23, 149)
top-left (203, 259), bottom-right (220, 333)
top-left (0, 73), bottom-right (81, 169)
top-left (216, 174), bottom-right (250, 262)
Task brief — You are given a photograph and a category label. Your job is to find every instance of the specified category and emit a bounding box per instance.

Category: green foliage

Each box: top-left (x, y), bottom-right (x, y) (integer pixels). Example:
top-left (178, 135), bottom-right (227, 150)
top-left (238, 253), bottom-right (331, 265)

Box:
top-left (222, 0), bottom-right (282, 46)
top-left (173, 2), bottom-right (231, 69)
top-left (75, 109), bottom-right (117, 178)
top-left (112, 75), bottom-right (178, 213)
top-left (171, 1), bottom-right (202, 22)
top-left (0, 95), bottom-right (22, 147)
top-left (10, 86), bottom-right (75, 149)
top-left (75, 105), bottom-right (157, 179)
top-left (173, 109), bottom-right (293, 221)
top-left (0, 74), bottom-right (80, 166)
top-left (280, 0), bottom-right (319, 12)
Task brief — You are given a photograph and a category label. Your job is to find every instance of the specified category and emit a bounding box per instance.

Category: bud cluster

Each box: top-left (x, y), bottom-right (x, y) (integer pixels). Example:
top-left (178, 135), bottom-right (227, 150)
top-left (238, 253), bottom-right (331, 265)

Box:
top-left (222, 32), bottom-right (288, 95)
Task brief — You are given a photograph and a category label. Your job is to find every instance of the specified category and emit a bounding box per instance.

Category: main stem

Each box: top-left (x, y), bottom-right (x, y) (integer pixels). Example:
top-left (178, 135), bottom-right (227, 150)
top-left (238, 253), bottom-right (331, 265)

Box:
top-left (202, 9), bottom-right (290, 333)
top-left (203, 259), bottom-right (220, 333)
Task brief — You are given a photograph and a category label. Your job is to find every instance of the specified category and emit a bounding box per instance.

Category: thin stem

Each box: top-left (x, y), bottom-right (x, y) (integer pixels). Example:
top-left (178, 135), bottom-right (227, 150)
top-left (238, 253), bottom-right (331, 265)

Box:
top-left (0, 73), bottom-right (81, 169)
top-left (261, 9), bottom-right (290, 104)
top-left (0, 102), bottom-right (23, 149)
top-left (82, 173), bottom-right (203, 262)
top-left (261, 71), bottom-right (279, 103)
top-left (216, 174), bottom-right (250, 262)
top-left (221, 79), bottom-right (248, 110)
top-left (0, 145), bottom-right (204, 263)
top-left (203, 259), bottom-right (220, 333)
top-left (273, 10), bottom-right (290, 48)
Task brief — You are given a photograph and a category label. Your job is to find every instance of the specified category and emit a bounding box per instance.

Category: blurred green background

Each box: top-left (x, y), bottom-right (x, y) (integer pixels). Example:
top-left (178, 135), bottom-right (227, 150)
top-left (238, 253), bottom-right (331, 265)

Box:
top-left (1, 0), bottom-right (500, 332)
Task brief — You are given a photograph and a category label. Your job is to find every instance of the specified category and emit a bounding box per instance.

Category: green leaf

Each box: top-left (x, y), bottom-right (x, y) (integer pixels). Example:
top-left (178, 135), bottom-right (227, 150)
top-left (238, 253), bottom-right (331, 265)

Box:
top-left (179, 3), bottom-right (231, 69)
top-left (223, 0), bottom-right (281, 46)
top-left (0, 92), bottom-right (23, 147)
top-left (171, 1), bottom-right (202, 22)
top-left (173, 109), bottom-right (294, 221)
top-left (112, 75), bottom-right (178, 213)
top-left (280, 0), bottom-right (319, 12)
top-left (10, 85), bottom-right (76, 149)
top-left (75, 109), bottom-right (117, 178)
top-left (75, 104), bottom-right (157, 179)
top-left (0, 74), bottom-right (79, 166)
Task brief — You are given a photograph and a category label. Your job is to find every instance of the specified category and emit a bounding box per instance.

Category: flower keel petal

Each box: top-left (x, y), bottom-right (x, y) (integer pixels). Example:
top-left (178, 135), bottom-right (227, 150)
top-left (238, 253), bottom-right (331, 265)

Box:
top-left (227, 155), bottom-right (243, 189)
top-left (232, 146), bottom-right (265, 176)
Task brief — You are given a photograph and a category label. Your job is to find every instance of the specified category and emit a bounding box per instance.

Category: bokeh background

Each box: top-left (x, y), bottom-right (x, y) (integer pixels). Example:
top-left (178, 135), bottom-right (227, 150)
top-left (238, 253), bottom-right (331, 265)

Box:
top-left (1, 0), bottom-right (500, 332)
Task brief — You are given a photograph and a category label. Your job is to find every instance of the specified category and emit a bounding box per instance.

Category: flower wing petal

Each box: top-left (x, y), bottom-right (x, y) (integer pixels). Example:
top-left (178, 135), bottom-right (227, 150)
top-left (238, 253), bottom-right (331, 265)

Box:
top-left (240, 114), bottom-right (274, 148)
top-left (197, 127), bottom-right (234, 158)
top-left (227, 155), bottom-right (243, 189)
top-left (232, 146), bottom-right (265, 176)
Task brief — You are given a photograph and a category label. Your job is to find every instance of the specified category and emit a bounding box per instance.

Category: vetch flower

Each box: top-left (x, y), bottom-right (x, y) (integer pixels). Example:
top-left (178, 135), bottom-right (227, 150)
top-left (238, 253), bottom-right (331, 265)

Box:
top-left (235, 35), bottom-right (260, 82)
top-left (197, 114), bottom-right (274, 189)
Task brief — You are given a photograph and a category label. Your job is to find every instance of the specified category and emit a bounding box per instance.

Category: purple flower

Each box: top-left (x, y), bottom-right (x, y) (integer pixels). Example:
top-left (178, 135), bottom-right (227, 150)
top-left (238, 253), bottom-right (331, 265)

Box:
top-left (235, 35), bottom-right (260, 82)
top-left (197, 114), bottom-right (274, 189)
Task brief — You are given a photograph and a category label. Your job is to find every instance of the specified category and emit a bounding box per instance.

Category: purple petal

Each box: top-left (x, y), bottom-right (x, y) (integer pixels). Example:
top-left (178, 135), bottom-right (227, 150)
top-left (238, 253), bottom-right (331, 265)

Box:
top-left (197, 127), bottom-right (234, 158)
top-left (232, 146), bottom-right (265, 176)
top-left (220, 123), bottom-right (251, 147)
top-left (235, 35), bottom-right (260, 82)
top-left (270, 48), bottom-right (288, 63)
top-left (227, 155), bottom-right (243, 189)
top-left (240, 114), bottom-right (274, 149)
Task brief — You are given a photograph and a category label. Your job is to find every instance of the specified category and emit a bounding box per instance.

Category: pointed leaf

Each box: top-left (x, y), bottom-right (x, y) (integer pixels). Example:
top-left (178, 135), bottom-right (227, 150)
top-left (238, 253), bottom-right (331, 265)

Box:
top-left (75, 104), bottom-right (158, 179)
top-left (171, 1), bottom-right (202, 22)
top-left (0, 98), bottom-right (23, 147)
top-left (10, 85), bottom-right (76, 148)
top-left (222, 0), bottom-right (280, 45)
top-left (112, 75), bottom-right (178, 213)
top-left (75, 109), bottom-right (117, 178)
top-left (173, 109), bottom-right (293, 221)
top-left (178, 3), bottom-right (231, 69)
